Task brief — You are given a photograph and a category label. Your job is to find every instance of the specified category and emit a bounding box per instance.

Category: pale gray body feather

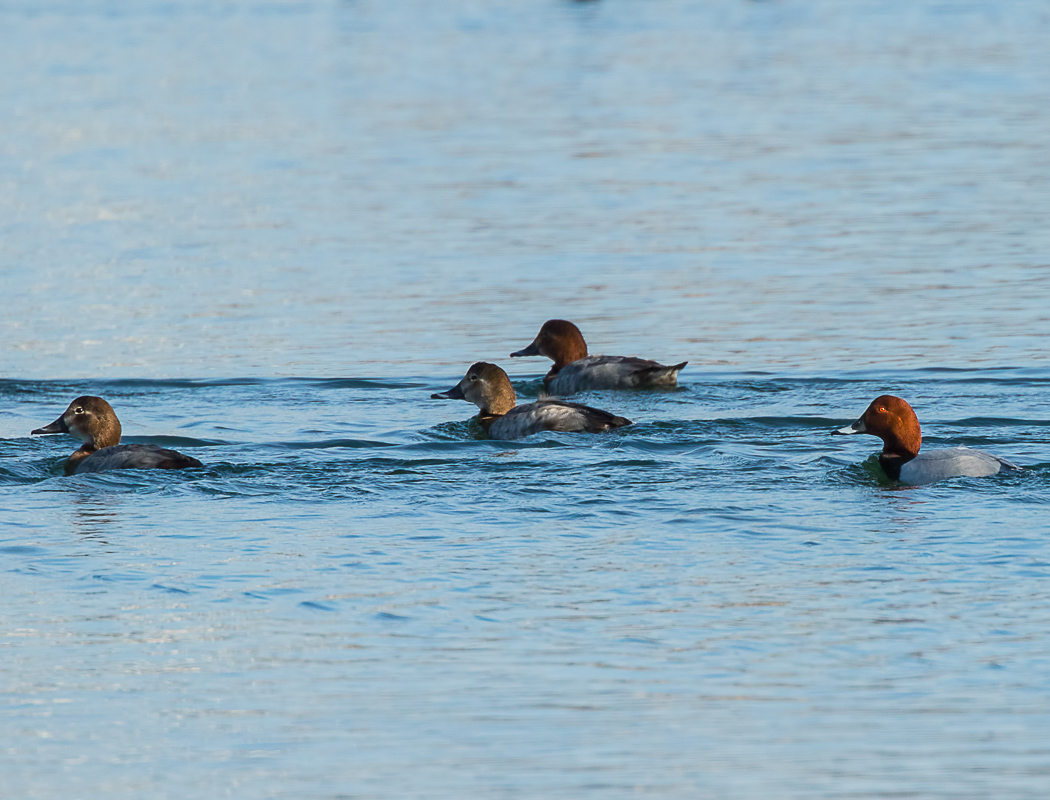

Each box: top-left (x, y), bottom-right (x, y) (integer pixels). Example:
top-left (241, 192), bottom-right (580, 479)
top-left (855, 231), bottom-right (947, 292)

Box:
top-left (488, 399), bottom-right (628, 439)
top-left (548, 355), bottom-right (685, 394)
top-left (898, 447), bottom-right (1019, 485)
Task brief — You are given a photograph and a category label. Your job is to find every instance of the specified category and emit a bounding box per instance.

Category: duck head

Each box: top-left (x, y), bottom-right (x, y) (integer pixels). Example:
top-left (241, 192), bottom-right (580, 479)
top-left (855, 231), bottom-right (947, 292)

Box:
top-left (510, 319), bottom-right (588, 371)
top-left (32, 395), bottom-right (123, 451)
top-left (834, 394), bottom-right (921, 461)
top-left (431, 362), bottom-right (517, 416)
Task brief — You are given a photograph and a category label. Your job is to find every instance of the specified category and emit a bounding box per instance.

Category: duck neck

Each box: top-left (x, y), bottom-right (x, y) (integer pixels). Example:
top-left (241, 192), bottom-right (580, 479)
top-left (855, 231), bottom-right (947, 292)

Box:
top-left (482, 383), bottom-right (517, 417)
top-left (64, 445), bottom-right (97, 476)
top-left (94, 418), bottom-right (122, 450)
top-left (878, 454), bottom-right (905, 481)
top-left (880, 428), bottom-right (920, 463)
top-left (550, 339), bottom-right (587, 373)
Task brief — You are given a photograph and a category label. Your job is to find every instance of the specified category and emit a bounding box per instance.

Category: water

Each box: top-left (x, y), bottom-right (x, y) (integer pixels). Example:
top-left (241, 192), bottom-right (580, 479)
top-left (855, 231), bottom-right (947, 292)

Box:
top-left (2, 1), bottom-right (1050, 797)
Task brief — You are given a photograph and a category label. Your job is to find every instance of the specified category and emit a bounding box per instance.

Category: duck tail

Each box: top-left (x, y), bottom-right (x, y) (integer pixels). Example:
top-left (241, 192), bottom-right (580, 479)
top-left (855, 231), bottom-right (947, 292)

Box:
top-left (156, 452), bottom-right (205, 470)
top-left (584, 410), bottom-right (632, 433)
top-left (638, 361), bottom-right (687, 386)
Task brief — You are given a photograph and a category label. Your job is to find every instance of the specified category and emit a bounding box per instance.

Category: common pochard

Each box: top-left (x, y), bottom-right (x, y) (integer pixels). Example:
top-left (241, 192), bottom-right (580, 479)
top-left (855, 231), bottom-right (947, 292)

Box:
top-left (510, 319), bottom-right (686, 394)
top-left (834, 395), bottom-right (1019, 485)
top-left (32, 396), bottom-right (203, 476)
top-left (431, 362), bottom-right (632, 439)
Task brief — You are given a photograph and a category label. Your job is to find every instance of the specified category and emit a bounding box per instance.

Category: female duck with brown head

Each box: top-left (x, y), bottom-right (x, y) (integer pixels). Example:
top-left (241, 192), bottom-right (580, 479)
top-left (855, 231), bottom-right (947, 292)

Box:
top-left (32, 396), bottom-right (203, 476)
top-left (431, 362), bottom-right (632, 439)
top-left (834, 395), bottom-right (1019, 485)
top-left (510, 319), bottom-right (687, 394)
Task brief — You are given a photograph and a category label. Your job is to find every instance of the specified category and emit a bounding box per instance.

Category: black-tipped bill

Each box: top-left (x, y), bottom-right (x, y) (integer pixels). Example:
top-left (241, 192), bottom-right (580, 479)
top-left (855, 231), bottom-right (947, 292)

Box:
top-left (431, 383), bottom-right (466, 401)
top-left (833, 418), bottom-right (865, 435)
top-left (31, 415), bottom-right (69, 435)
top-left (510, 341), bottom-right (540, 358)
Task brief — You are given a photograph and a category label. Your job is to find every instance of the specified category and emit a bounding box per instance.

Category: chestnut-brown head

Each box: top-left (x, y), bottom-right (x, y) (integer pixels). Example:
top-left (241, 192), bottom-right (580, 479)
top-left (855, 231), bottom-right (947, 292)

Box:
top-left (834, 394), bottom-right (921, 460)
top-left (510, 319), bottom-right (588, 371)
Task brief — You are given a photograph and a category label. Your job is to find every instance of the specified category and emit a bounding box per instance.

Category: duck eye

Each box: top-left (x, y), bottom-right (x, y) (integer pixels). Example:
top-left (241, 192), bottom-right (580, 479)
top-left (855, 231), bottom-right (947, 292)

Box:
top-left (469, 374), bottom-right (478, 382)
top-left (876, 406), bottom-right (887, 414)
top-left (74, 406), bottom-right (84, 415)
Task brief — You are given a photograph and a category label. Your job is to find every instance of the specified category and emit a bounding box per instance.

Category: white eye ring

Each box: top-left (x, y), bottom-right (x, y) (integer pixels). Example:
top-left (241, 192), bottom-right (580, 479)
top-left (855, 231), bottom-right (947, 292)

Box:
top-left (74, 407), bottom-right (85, 414)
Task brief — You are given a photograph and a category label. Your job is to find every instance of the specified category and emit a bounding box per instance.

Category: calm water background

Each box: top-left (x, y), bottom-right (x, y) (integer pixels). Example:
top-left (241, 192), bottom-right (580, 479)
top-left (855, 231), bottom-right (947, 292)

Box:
top-left (2, 1), bottom-right (1049, 798)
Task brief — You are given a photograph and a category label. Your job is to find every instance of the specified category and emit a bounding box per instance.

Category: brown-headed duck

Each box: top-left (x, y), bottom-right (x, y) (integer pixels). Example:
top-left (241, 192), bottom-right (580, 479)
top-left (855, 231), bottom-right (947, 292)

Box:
top-left (510, 319), bottom-right (686, 394)
top-left (431, 362), bottom-right (632, 439)
top-left (32, 396), bottom-right (203, 476)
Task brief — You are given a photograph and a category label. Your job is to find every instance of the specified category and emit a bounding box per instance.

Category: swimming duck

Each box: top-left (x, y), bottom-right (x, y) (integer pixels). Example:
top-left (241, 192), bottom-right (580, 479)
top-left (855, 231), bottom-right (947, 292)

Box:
top-left (510, 319), bottom-right (687, 394)
top-left (833, 395), bottom-right (1020, 485)
top-left (431, 362), bottom-right (632, 439)
top-left (31, 396), bottom-right (203, 476)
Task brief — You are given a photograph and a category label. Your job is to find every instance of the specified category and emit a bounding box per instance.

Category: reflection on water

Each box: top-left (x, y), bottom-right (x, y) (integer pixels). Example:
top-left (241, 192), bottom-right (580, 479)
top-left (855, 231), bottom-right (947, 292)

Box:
top-left (69, 491), bottom-right (122, 542)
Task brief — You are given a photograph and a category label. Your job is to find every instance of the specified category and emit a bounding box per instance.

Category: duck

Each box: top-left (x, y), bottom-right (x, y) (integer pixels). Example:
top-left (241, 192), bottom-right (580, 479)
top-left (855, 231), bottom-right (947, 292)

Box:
top-left (31, 395), bottom-right (204, 476)
top-left (431, 362), bottom-right (632, 439)
top-left (510, 319), bottom-right (687, 394)
top-left (833, 395), bottom-right (1020, 485)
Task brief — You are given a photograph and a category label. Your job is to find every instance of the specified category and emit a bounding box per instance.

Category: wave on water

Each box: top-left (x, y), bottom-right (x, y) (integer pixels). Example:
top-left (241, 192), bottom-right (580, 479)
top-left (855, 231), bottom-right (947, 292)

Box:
top-left (2, 371), bottom-right (1048, 496)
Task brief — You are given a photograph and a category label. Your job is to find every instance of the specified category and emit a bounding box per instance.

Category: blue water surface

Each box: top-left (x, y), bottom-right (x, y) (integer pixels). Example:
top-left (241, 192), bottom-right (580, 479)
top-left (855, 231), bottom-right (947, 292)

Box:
top-left (2, 1), bottom-right (1049, 798)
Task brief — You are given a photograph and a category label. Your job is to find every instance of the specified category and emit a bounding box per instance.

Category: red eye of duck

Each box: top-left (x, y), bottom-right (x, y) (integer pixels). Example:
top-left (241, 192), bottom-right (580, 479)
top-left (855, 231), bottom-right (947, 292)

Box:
top-left (876, 406), bottom-right (887, 414)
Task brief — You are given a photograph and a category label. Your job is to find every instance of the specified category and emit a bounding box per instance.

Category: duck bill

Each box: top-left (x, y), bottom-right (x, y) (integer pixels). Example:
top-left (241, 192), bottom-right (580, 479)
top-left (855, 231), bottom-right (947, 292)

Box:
top-left (833, 417), bottom-right (866, 435)
top-left (510, 341), bottom-right (540, 358)
top-left (431, 384), bottom-right (466, 401)
top-left (31, 415), bottom-right (69, 435)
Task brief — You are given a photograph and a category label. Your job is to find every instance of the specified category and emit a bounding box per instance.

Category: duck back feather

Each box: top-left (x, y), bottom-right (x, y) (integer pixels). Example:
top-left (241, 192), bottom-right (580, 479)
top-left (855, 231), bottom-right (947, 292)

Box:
top-left (74, 444), bottom-right (204, 475)
top-left (547, 356), bottom-right (687, 394)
